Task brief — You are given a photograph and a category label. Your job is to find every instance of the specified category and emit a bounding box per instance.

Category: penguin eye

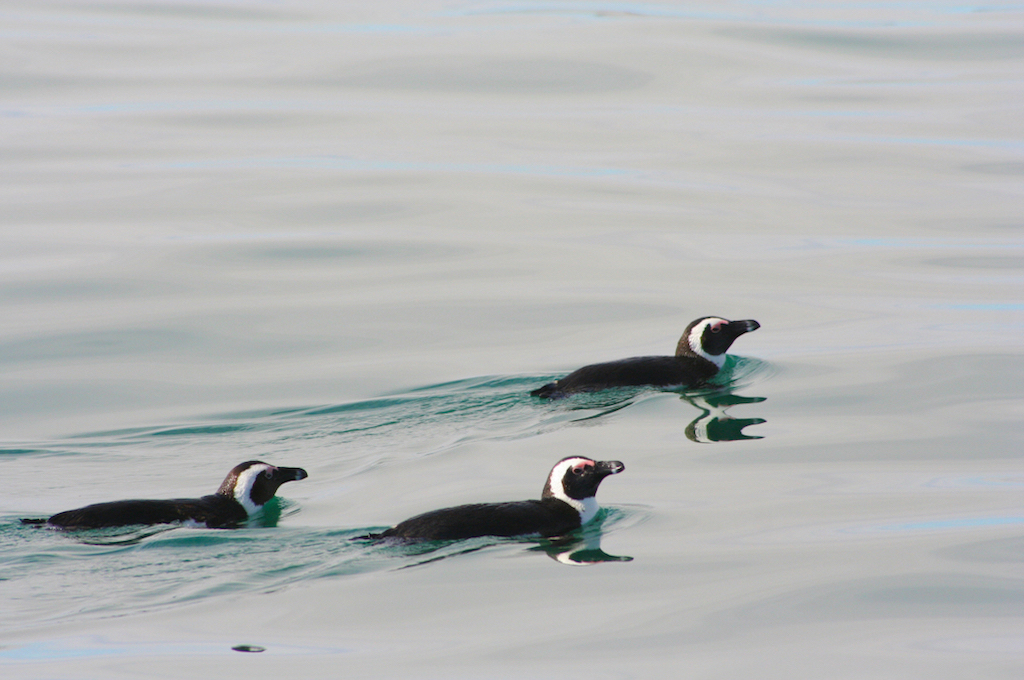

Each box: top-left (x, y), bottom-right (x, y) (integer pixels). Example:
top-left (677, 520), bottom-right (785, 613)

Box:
top-left (709, 323), bottom-right (722, 333)
top-left (572, 465), bottom-right (589, 475)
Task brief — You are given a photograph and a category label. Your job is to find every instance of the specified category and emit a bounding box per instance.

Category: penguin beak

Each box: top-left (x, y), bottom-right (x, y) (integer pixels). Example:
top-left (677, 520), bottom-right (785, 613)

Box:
top-left (276, 467), bottom-right (308, 483)
top-left (597, 460), bottom-right (625, 477)
top-left (731, 320), bottom-right (760, 335)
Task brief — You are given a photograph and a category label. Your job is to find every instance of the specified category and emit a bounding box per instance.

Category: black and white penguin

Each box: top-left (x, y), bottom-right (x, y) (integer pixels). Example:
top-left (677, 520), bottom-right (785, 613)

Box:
top-left (531, 316), bottom-right (760, 398)
top-left (368, 456), bottom-right (624, 541)
top-left (22, 461), bottom-right (308, 530)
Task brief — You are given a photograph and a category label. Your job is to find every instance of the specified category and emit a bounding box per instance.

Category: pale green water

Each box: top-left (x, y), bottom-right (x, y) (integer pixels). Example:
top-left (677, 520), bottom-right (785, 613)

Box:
top-left (1, 1), bottom-right (1023, 678)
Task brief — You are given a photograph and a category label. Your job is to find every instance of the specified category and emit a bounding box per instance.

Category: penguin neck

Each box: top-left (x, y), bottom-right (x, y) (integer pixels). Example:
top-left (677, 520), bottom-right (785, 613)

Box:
top-left (557, 495), bottom-right (600, 525)
top-left (233, 491), bottom-right (261, 517)
top-left (678, 326), bottom-right (726, 368)
top-left (227, 466), bottom-right (266, 517)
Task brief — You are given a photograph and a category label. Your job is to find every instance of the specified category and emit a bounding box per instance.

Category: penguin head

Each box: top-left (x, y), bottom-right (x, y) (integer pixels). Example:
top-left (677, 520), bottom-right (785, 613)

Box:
top-left (217, 461), bottom-right (308, 516)
top-left (542, 456), bottom-right (624, 524)
top-left (677, 317), bottom-right (760, 367)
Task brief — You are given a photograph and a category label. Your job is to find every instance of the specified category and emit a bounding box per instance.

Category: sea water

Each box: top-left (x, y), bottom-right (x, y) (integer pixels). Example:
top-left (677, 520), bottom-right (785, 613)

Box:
top-left (1, 1), bottom-right (1022, 678)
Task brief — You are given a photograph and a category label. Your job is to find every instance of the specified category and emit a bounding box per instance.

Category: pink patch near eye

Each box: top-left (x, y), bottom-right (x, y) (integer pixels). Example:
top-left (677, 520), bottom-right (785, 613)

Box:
top-left (573, 462), bottom-right (594, 473)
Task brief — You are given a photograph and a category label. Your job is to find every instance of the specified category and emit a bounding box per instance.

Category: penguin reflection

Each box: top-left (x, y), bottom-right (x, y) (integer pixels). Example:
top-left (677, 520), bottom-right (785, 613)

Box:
top-left (551, 388), bottom-right (766, 442)
top-left (683, 393), bottom-right (766, 443)
top-left (534, 528), bottom-right (632, 565)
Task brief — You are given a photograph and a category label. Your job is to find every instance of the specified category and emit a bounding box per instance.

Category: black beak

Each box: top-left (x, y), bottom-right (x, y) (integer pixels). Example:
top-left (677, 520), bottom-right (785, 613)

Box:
top-left (731, 320), bottom-right (760, 335)
top-left (276, 467), bottom-right (308, 483)
top-left (597, 460), bottom-right (625, 476)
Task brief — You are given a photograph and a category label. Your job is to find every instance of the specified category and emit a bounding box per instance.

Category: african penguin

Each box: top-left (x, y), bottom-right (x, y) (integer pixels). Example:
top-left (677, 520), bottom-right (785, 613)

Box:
top-left (531, 316), bottom-right (760, 398)
top-left (367, 456), bottom-right (624, 541)
top-left (21, 461), bottom-right (308, 530)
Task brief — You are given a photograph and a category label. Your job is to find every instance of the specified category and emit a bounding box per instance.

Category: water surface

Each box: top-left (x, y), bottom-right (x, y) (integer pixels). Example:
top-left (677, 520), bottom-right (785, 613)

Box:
top-left (1, 1), bottom-right (1022, 678)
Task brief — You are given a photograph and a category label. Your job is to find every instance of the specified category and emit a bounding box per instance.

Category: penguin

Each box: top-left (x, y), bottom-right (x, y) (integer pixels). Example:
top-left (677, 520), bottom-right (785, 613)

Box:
top-left (367, 456), bottom-right (624, 541)
top-left (22, 461), bottom-right (308, 529)
top-left (531, 316), bottom-right (759, 398)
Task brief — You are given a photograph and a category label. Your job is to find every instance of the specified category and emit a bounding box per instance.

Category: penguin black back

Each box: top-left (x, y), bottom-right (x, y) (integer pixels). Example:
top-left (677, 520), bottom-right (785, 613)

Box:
top-left (369, 456), bottom-right (624, 541)
top-left (532, 316), bottom-right (759, 398)
top-left (23, 461), bottom-right (308, 530)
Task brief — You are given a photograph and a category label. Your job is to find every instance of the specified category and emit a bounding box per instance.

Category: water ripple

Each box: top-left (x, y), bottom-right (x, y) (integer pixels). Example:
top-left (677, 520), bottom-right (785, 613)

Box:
top-left (62, 357), bottom-right (771, 456)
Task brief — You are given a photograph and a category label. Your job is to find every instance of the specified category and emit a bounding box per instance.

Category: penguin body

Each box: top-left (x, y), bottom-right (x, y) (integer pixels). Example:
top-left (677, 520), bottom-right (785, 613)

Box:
top-left (532, 317), bottom-right (759, 398)
top-left (23, 461), bottom-right (307, 530)
top-left (370, 457), bottom-right (624, 541)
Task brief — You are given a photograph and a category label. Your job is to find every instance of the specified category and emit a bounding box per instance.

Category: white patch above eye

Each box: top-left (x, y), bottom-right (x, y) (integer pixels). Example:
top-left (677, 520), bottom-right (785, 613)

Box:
top-left (232, 464), bottom-right (274, 516)
top-left (688, 317), bottom-right (729, 366)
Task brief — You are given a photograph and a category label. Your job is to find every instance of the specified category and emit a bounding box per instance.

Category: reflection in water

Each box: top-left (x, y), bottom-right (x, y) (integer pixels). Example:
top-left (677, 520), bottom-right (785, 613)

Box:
top-left (535, 528), bottom-right (633, 566)
top-left (390, 541), bottom-right (494, 569)
top-left (682, 392), bottom-right (766, 443)
top-left (66, 526), bottom-right (173, 547)
top-left (365, 528), bottom-right (633, 568)
top-left (552, 386), bottom-right (767, 443)
top-left (360, 510), bottom-right (634, 568)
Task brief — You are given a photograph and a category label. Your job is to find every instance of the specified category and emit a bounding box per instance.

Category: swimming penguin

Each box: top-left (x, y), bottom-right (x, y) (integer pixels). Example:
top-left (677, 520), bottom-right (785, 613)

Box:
top-left (368, 456), bottom-right (624, 541)
top-left (22, 461), bottom-right (308, 529)
top-left (531, 316), bottom-right (760, 398)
